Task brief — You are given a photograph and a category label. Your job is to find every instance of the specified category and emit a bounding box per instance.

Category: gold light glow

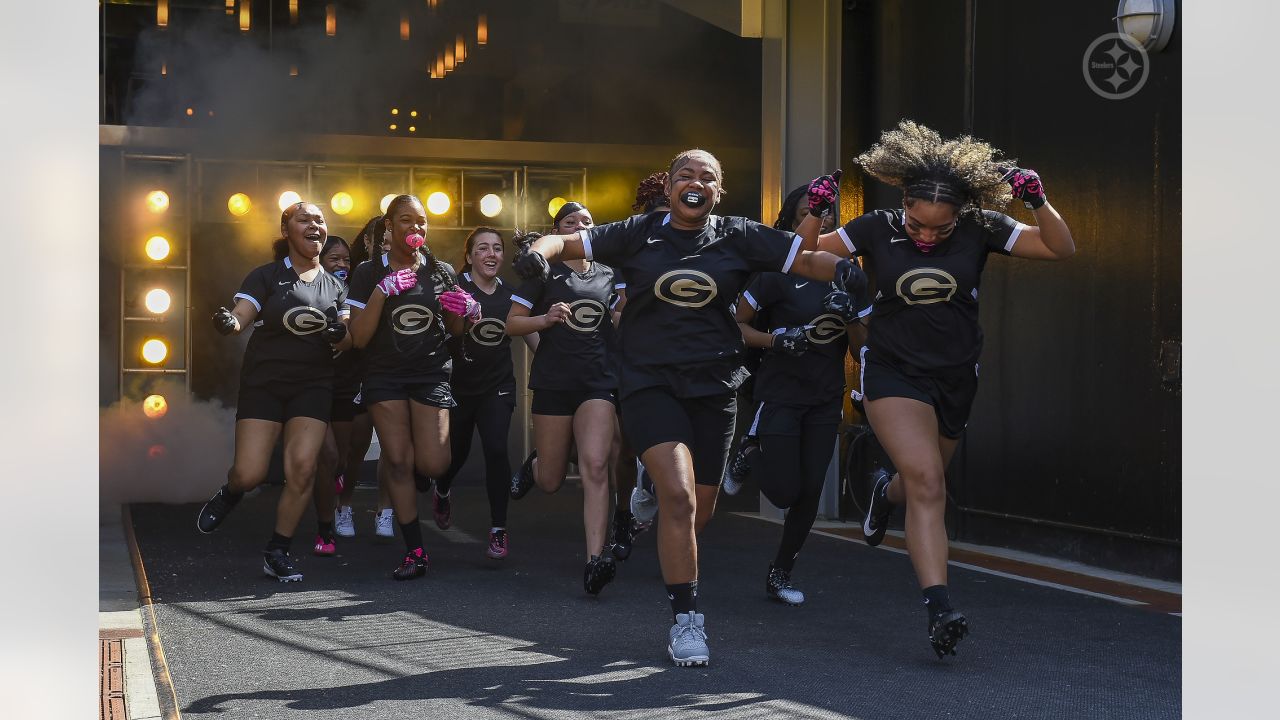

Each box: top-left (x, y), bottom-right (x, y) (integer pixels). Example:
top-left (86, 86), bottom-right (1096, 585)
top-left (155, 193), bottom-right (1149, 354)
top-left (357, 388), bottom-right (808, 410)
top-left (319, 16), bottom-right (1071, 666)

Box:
top-left (225, 0), bottom-right (234, 16)
top-left (144, 288), bottom-right (173, 314)
top-left (289, 0), bottom-right (298, 24)
top-left (479, 194), bottom-right (502, 218)
top-left (325, 4), bottom-right (336, 36)
top-left (410, 110), bottom-right (418, 118)
top-left (240, 0), bottom-right (251, 32)
top-left (401, 13), bottom-right (410, 41)
top-left (157, 0), bottom-right (168, 27)
top-left (435, 54), bottom-right (445, 78)
top-left (547, 197), bottom-right (567, 218)
top-left (145, 190), bottom-right (169, 213)
top-left (289, 65), bottom-right (299, 77)
top-left (142, 394), bottom-right (168, 419)
top-left (330, 192), bottom-right (354, 216)
top-left (145, 236), bottom-right (171, 262)
top-left (227, 193), bottom-right (252, 217)
top-left (456, 35), bottom-right (466, 63)
top-left (141, 339), bottom-right (169, 365)
top-left (160, 61), bottom-right (167, 76)
top-left (428, 0), bottom-right (438, 10)
top-left (380, 194), bottom-right (397, 214)
top-left (445, 45), bottom-right (455, 72)
top-left (426, 192), bottom-right (451, 215)
top-left (389, 123), bottom-right (398, 131)
top-left (278, 191), bottom-right (302, 211)
top-left (478, 14), bottom-right (488, 44)
top-left (391, 108), bottom-right (399, 116)
top-left (408, 126), bottom-right (416, 133)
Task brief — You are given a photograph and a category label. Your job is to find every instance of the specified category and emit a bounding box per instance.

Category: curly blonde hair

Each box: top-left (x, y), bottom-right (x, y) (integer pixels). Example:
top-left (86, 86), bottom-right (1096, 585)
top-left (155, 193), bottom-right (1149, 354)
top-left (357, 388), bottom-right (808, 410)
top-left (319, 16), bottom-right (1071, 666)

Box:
top-left (855, 120), bottom-right (1012, 218)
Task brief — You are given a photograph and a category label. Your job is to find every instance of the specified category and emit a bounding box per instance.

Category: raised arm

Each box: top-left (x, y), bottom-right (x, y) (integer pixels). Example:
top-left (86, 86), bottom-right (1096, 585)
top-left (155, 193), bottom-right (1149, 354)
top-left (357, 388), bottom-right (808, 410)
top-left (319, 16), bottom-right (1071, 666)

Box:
top-left (1002, 167), bottom-right (1075, 261)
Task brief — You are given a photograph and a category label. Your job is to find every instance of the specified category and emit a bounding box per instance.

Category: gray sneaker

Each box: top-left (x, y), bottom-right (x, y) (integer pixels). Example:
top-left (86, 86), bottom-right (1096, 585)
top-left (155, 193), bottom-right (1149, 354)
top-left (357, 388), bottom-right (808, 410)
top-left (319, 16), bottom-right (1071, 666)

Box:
top-left (630, 461), bottom-right (658, 525)
top-left (668, 612), bottom-right (710, 667)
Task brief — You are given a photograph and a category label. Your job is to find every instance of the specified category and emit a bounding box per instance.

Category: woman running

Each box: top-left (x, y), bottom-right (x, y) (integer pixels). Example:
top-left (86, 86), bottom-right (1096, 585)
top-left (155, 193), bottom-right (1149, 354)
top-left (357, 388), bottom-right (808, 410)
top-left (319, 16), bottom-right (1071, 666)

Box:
top-left (512, 150), bottom-right (863, 666)
top-left (728, 184), bottom-right (870, 606)
top-left (431, 227), bottom-right (539, 560)
top-left (310, 234), bottom-right (356, 556)
top-left (196, 202), bottom-right (351, 583)
top-left (346, 194), bottom-right (482, 580)
top-left (507, 202), bottom-right (622, 595)
top-left (798, 120), bottom-right (1075, 658)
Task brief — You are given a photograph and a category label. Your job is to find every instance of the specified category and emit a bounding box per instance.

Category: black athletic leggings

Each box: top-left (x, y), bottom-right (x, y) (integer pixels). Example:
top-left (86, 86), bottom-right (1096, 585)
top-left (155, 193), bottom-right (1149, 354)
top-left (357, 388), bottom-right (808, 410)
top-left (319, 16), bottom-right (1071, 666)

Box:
top-left (436, 390), bottom-right (515, 527)
top-left (753, 423), bottom-right (839, 572)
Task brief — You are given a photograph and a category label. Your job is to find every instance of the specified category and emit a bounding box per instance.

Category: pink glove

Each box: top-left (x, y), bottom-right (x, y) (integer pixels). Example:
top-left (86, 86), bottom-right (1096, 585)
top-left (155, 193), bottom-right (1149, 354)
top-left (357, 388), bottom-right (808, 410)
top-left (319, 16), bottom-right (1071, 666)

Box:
top-left (377, 267), bottom-right (418, 297)
top-left (440, 289), bottom-right (482, 321)
top-left (406, 233), bottom-right (426, 250)
top-left (807, 169), bottom-right (842, 216)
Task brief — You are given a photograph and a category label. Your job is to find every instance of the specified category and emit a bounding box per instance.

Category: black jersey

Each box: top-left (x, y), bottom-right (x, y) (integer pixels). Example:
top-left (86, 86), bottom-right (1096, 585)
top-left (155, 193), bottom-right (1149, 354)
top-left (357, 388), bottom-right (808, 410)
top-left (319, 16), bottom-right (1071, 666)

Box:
top-left (744, 272), bottom-right (869, 406)
top-left (346, 253), bottom-right (456, 382)
top-left (836, 208), bottom-right (1026, 370)
top-left (447, 272), bottom-right (516, 396)
top-left (512, 261), bottom-right (619, 392)
top-left (582, 211), bottom-right (802, 398)
top-left (233, 257), bottom-right (348, 387)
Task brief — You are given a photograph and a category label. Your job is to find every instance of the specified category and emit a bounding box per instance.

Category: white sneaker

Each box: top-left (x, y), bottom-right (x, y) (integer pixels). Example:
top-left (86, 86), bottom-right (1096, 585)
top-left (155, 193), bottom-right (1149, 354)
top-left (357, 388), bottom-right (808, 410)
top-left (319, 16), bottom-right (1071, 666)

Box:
top-left (374, 508), bottom-right (395, 539)
top-left (630, 460), bottom-right (658, 525)
top-left (668, 612), bottom-right (710, 667)
top-left (335, 506), bottom-right (355, 538)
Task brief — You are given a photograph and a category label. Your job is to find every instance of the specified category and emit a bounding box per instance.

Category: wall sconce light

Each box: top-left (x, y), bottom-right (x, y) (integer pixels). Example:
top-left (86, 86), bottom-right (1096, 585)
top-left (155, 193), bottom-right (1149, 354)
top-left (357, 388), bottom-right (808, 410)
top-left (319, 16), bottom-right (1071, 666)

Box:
top-left (1115, 0), bottom-right (1176, 53)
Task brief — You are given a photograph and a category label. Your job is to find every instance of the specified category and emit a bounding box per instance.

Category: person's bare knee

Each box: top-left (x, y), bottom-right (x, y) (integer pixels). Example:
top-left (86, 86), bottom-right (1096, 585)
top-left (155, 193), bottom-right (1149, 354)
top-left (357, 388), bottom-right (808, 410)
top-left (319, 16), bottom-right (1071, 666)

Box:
top-left (902, 467), bottom-right (946, 507)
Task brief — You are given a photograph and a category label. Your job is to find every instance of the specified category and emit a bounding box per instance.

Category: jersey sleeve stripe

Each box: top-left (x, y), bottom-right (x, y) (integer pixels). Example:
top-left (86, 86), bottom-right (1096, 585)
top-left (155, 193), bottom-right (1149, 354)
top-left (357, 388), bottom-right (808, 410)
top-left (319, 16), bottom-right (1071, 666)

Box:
top-left (345, 298), bottom-right (367, 310)
top-left (580, 228), bottom-right (594, 261)
top-left (233, 293), bottom-right (262, 312)
top-left (1005, 222), bottom-right (1028, 252)
top-left (743, 290), bottom-right (761, 311)
top-left (337, 307), bottom-right (351, 318)
top-left (780, 234), bottom-right (802, 273)
top-left (857, 303), bottom-right (873, 319)
top-left (510, 294), bottom-right (534, 310)
top-left (836, 227), bottom-right (856, 254)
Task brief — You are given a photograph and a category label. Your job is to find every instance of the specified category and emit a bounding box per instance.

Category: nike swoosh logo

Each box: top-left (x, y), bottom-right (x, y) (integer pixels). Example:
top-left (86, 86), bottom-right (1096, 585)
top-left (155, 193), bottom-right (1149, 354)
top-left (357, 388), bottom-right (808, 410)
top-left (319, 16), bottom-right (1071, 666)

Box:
top-left (552, 274), bottom-right (566, 280)
top-left (279, 281), bottom-right (292, 285)
top-left (646, 237), bottom-right (663, 244)
top-left (890, 237), bottom-right (907, 243)
top-left (795, 281), bottom-right (808, 289)
top-left (497, 391), bottom-right (510, 396)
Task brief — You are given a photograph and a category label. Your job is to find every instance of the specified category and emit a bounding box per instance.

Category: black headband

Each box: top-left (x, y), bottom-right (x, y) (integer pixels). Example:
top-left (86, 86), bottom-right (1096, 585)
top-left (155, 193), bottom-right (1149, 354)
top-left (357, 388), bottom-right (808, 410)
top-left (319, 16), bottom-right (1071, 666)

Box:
top-left (553, 201), bottom-right (587, 226)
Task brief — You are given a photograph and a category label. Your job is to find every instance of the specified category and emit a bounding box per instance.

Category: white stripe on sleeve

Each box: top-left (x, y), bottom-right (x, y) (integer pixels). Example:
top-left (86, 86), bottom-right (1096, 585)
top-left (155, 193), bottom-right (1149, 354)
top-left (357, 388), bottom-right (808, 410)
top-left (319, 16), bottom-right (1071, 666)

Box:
top-left (743, 290), bottom-right (761, 311)
top-left (345, 299), bottom-right (367, 310)
top-left (233, 293), bottom-right (262, 312)
top-left (1005, 223), bottom-right (1028, 253)
top-left (836, 227), bottom-right (856, 254)
top-left (780, 234), bottom-right (802, 273)
top-left (510, 294), bottom-right (534, 310)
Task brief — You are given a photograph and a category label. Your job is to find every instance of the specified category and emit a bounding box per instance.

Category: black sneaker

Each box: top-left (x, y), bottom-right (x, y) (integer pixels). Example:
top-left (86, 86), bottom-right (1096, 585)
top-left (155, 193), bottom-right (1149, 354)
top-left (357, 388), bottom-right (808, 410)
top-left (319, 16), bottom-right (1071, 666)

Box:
top-left (862, 467), bottom-right (895, 547)
top-left (197, 485), bottom-right (243, 534)
top-left (928, 609), bottom-right (969, 659)
top-left (721, 437), bottom-right (757, 496)
top-left (609, 512), bottom-right (635, 561)
top-left (262, 548), bottom-right (303, 582)
top-left (765, 564), bottom-right (805, 606)
top-left (392, 548), bottom-right (428, 581)
top-left (583, 555), bottom-right (617, 596)
top-left (510, 450), bottom-right (537, 500)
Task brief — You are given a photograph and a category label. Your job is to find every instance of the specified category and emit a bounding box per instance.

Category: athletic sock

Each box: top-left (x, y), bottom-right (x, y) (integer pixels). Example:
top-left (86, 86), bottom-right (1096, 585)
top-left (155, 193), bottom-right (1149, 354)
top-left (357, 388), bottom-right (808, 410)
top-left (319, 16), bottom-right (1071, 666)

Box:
top-left (317, 520), bottom-right (335, 543)
top-left (772, 551), bottom-right (797, 573)
top-left (922, 585), bottom-right (953, 619)
top-left (666, 581), bottom-right (698, 621)
top-left (221, 483), bottom-right (245, 503)
top-left (400, 518), bottom-right (424, 552)
top-left (265, 532), bottom-right (292, 553)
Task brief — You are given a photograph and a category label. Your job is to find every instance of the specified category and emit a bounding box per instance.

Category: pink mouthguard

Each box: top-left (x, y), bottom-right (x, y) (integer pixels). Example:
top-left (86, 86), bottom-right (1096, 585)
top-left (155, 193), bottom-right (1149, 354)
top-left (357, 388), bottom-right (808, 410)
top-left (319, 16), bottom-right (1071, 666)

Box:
top-left (406, 233), bottom-right (426, 249)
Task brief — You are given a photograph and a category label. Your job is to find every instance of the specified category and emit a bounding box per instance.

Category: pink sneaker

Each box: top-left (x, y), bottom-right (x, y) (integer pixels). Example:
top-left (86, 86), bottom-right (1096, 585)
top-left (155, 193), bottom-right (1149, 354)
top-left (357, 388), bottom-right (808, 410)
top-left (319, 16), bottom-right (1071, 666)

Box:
top-left (486, 529), bottom-right (509, 559)
top-left (313, 535), bottom-right (336, 556)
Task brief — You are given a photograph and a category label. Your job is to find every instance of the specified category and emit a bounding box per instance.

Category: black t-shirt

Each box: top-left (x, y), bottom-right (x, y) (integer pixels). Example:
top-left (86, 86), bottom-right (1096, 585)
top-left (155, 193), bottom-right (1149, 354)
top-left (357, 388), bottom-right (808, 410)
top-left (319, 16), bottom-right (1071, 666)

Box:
top-left (331, 265), bottom-right (364, 399)
top-left (582, 211), bottom-right (802, 398)
top-left (346, 253), bottom-right (456, 382)
top-left (836, 208), bottom-right (1026, 371)
top-left (512, 261), bottom-right (619, 392)
top-left (447, 271), bottom-right (517, 396)
top-left (233, 257), bottom-right (348, 387)
top-left (744, 272), bottom-right (870, 406)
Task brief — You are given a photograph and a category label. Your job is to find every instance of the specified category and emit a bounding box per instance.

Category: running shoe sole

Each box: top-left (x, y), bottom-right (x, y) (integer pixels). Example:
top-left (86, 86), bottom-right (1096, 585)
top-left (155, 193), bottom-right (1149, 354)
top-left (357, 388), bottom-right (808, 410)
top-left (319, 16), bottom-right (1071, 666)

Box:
top-left (263, 563), bottom-right (303, 582)
top-left (668, 647), bottom-right (709, 667)
top-left (929, 610), bottom-right (970, 658)
top-left (862, 469), bottom-right (894, 547)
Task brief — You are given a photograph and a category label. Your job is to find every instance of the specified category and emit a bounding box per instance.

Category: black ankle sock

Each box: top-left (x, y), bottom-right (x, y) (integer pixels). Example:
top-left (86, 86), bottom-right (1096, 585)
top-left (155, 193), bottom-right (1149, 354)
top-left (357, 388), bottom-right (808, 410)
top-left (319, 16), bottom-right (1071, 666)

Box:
top-left (666, 581), bottom-right (698, 620)
top-left (400, 518), bottom-right (423, 552)
top-left (772, 553), bottom-right (797, 573)
top-left (317, 520), bottom-right (335, 542)
top-left (265, 532), bottom-right (292, 553)
top-left (922, 585), bottom-right (952, 618)
top-left (222, 483), bottom-right (244, 503)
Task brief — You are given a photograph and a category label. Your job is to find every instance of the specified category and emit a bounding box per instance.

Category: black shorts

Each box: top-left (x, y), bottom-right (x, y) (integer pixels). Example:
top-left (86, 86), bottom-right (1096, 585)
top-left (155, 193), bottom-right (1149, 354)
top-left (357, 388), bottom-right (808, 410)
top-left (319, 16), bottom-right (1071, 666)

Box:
top-left (531, 388), bottom-right (617, 416)
top-left (857, 347), bottom-right (978, 439)
top-left (360, 375), bottom-right (457, 409)
top-left (620, 387), bottom-right (736, 487)
top-left (236, 382), bottom-right (331, 424)
top-left (745, 398), bottom-right (843, 438)
top-left (330, 394), bottom-right (367, 423)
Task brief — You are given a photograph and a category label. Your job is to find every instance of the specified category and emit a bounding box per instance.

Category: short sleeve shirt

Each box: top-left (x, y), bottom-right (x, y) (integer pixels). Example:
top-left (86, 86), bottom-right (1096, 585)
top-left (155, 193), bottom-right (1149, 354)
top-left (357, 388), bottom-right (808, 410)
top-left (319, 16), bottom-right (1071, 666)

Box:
top-left (347, 253), bottom-right (456, 382)
top-left (233, 257), bottom-right (349, 387)
top-left (447, 272), bottom-right (517, 396)
top-left (512, 262), bottom-right (619, 392)
top-left (581, 211), bottom-right (802, 398)
top-left (835, 208), bottom-right (1026, 370)
top-left (744, 272), bottom-right (870, 406)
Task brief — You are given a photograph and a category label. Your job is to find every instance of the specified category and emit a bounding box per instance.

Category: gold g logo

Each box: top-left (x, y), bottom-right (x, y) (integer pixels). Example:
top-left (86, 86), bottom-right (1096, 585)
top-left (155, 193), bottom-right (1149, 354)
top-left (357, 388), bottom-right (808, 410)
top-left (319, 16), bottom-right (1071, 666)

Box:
top-left (805, 313), bottom-right (846, 344)
top-left (895, 268), bottom-right (958, 305)
top-left (468, 318), bottom-right (506, 346)
top-left (564, 299), bottom-right (606, 332)
top-left (654, 270), bottom-right (718, 308)
top-left (283, 306), bottom-right (327, 336)
top-left (390, 304), bottom-right (435, 334)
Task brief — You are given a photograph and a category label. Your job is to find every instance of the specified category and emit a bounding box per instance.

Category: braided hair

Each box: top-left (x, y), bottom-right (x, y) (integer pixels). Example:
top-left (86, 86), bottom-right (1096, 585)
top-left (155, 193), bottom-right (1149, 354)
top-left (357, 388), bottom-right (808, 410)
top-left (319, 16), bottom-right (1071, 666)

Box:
top-left (633, 172), bottom-right (670, 212)
top-left (351, 214), bottom-right (383, 267)
top-left (855, 120), bottom-right (1012, 223)
top-left (774, 184), bottom-right (812, 231)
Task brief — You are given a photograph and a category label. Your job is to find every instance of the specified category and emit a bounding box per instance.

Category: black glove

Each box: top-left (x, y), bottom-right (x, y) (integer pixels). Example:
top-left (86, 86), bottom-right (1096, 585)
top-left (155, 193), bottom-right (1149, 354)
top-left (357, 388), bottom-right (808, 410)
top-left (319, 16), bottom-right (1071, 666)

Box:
top-left (211, 306), bottom-right (237, 336)
top-left (771, 327), bottom-right (810, 357)
top-left (834, 258), bottom-right (868, 302)
top-left (322, 307), bottom-right (347, 345)
top-left (512, 238), bottom-right (550, 280)
top-left (999, 166), bottom-right (1047, 210)
top-left (823, 287), bottom-right (860, 323)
